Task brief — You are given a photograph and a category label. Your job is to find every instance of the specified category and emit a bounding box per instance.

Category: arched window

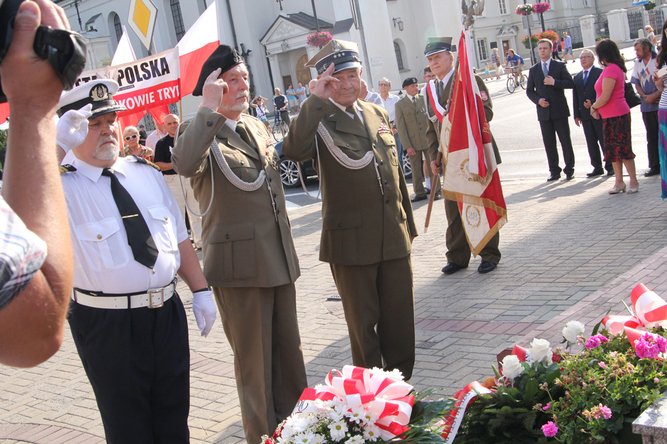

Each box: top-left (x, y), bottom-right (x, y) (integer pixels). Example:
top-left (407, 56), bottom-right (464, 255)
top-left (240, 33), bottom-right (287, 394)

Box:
top-left (112, 13), bottom-right (122, 44)
top-left (170, 0), bottom-right (185, 40)
top-left (394, 41), bottom-right (404, 71)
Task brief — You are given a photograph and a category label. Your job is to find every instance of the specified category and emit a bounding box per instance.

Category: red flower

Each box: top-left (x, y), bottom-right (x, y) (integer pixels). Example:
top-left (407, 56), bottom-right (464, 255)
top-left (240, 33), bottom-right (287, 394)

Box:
top-left (533, 2), bottom-right (551, 14)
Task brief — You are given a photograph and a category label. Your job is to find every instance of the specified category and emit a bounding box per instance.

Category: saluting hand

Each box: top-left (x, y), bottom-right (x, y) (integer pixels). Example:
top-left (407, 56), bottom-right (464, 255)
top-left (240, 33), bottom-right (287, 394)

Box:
top-left (309, 63), bottom-right (339, 101)
top-left (200, 67), bottom-right (226, 112)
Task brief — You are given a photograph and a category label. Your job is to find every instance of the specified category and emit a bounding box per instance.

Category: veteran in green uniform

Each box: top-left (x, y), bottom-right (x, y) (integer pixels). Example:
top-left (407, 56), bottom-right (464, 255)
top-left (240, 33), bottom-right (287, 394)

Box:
top-left (282, 40), bottom-right (417, 379)
top-left (171, 45), bottom-right (307, 444)
top-left (424, 37), bottom-right (502, 276)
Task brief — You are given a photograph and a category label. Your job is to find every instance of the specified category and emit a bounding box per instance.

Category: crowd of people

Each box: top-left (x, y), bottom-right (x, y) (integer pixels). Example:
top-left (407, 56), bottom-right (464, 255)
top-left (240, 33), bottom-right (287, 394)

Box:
top-left (2, 1), bottom-right (667, 443)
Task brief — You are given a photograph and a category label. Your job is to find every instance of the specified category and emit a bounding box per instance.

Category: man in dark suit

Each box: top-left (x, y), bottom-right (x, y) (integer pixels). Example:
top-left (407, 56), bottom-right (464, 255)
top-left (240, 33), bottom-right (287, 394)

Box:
top-left (527, 39), bottom-right (576, 181)
top-left (283, 40), bottom-right (417, 380)
top-left (572, 49), bottom-right (612, 177)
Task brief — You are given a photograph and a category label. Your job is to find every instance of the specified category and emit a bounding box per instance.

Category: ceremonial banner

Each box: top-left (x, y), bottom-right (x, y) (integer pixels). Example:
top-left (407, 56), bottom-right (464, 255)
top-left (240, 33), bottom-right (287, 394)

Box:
top-left (440, 30), bottom-right (507, 255)
top-left (176, 1), bottom-right (220, 97)
top-left (74, 49), bottom-right (180, 118)
top-left (128, 0), bottom-right (158, 51)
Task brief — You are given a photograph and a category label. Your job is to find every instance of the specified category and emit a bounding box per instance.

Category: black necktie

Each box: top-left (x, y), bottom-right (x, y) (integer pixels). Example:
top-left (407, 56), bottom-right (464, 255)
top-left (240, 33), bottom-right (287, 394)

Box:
top-left (346, 106), bottom-right (357, 120)
top-left (436, 80), bottom-right (446, 106)
top-left (101, 169), bottom-right (158, 269)
top-left (235, 121), bottom-right (255, 147)
top-left (583, 70), bottom-right (589, 85)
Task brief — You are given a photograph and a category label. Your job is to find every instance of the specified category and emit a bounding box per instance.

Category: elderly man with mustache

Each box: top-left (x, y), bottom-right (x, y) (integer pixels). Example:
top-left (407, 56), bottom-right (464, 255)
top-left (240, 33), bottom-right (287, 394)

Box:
top-left (172, 45), bottom-right (307, 444)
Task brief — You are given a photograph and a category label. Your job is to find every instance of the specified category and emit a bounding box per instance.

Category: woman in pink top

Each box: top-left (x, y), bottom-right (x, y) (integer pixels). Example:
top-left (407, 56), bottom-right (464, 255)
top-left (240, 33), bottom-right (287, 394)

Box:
top-left (590, 39), bottom-right (639, 194)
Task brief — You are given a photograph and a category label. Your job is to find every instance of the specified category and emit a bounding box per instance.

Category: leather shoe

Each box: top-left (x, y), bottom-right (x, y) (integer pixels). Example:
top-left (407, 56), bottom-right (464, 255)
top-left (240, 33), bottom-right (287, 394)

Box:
top-left (434, 193), bottom-right (441, 201)
top-left (547, 174), bottom-right (560, 182)
top-left (586, 169), bottom-right (604, 178)
top-left (644, 168), bottom-right (660, 177)
top-left (606, 170), bottom-right (615, 177)
top-left (478, 261), bottom-right (497, 274)
top-left (441, 263), bottom-right (467, 275)
top-left (565, 172), bottom-right (574, 180)
top-left (411, 194), bottom-right (427, 202)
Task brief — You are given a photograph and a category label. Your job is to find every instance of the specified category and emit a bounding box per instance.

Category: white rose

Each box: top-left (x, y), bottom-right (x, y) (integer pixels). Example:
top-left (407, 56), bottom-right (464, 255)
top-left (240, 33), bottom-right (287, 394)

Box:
top-left (562, 320), bottom-right (585, 344)
top-left (530, 338), bottom-right (553, 364)
top-left (501, 355), bottom-right (524, 380)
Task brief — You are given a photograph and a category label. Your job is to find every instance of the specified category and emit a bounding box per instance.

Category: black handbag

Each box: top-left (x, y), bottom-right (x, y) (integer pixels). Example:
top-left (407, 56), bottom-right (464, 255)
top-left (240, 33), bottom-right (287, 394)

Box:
top-left (625, 82), bottom-right (641, 108)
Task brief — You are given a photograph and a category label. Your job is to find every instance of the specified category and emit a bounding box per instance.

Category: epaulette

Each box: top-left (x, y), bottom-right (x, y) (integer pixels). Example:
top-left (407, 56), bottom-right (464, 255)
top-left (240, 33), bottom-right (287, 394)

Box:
top-left (60, 164), bottom-right (77, 174)
top-left (131, 155), bottom-right (161, 171)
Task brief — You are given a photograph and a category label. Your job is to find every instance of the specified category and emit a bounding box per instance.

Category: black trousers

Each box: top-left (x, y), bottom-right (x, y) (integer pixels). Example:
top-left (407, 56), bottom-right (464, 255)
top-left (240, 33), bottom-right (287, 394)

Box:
top-left (642, 110), bottom-right (660, 170)
top-left (539, 118), bottom-right (575, 176)
top-left (582, 118), bottom-right (611, 172)
top-left (69, 295), bottom-right (190, 444)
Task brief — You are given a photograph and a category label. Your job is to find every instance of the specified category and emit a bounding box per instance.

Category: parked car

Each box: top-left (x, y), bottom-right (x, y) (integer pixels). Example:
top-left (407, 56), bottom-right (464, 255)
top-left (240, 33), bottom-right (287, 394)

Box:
top-left (273, 141), bottom-right (412, 188)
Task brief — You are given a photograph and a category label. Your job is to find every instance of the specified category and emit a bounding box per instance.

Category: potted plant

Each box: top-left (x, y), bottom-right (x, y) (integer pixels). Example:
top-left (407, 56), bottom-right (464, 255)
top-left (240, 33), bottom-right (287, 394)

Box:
top-left (522, 34), bottom-right (540, 49)
top-left (306, 31), bottom-right (333, 48)
top-left (539, 30), bottom-right (560, 44)
top-left (533, 2), bottom-right (551, 32)
top-left (645, 0), bottom-right (656, 11)
top-left (516, 4), bottom-right (534, 16)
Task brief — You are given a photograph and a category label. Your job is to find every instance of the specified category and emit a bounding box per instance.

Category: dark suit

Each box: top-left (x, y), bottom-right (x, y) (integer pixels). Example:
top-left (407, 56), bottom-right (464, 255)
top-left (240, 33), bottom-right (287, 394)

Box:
top-left (573, 67), bottom-right (611, 174)
top-left (283, 95), bottom-right (417, 379)
top-left (425, 74), bottom-right (501, 267)
top-left (173, 109), bottom-right (307, 444)
top-left (526, 59), bottom-right (576, 176)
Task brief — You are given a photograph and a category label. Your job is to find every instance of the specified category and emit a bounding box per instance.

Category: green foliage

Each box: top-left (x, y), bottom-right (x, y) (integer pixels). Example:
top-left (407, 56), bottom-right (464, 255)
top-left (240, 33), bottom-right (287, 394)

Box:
top-left (399, 392), bottom-right (456, 443)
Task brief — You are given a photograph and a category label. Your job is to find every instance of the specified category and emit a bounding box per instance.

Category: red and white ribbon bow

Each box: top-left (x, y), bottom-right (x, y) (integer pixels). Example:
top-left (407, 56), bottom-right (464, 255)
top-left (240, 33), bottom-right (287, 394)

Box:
top-left (296, 365), bottom-right (414, 440)
top-left (602, 283), bottom-right (667, 334)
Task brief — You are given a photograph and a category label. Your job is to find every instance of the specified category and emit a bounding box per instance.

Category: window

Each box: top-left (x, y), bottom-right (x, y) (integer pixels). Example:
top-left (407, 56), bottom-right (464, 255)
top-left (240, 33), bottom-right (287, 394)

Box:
top-left (498, 0), bottom-right (507, 15)
top-left (477, 38), bottom-right (488, 61)
top-left (112, 13), bottom-right (122, 43)
top-left (170, 0), bottom-right (185, 40)
top-left (394, 41), bottom-right (404, 71)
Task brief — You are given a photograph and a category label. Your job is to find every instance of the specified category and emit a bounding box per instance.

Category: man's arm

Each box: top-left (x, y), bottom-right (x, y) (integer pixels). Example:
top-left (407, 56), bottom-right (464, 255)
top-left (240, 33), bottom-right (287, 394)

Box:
top-left (0, 0), bottom-right (73, 367)
top-left (153, 139), bottom-right (173, 171)
top-left (394, 102), bottom-right (414, 153)
top-left (554, 63), bottom-right (575, 89)
top-left (526, 67), bottom-right (541, 104)
top-left (282, 95), bottom-right (329, 162)
top-left (572, 78), bottom-right (582, 120)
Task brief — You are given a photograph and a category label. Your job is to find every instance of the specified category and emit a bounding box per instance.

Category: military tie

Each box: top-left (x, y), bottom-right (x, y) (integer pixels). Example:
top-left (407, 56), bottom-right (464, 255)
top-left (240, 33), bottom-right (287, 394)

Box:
top-left (542, 62), bottom-right (549, 77)
top-left (345, 105), bottom-right (357, 120)
top-left (101, 169), bottom-right (158, 268)
top-left (235, 121), bottom-right (255, 147)
top-left (436, 79), bottom-right (446, 106)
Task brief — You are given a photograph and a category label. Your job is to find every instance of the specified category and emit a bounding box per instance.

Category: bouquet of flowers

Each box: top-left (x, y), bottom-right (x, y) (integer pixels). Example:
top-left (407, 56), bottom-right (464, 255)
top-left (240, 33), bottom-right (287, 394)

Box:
top-left (306, 31), bottom-right (333, 48)
top-left (515, 4), bottom-right (534, 16)
top-left (262, 366), bottom-right (453, 443)
top-left (532, 2), bottom-right (551, 14)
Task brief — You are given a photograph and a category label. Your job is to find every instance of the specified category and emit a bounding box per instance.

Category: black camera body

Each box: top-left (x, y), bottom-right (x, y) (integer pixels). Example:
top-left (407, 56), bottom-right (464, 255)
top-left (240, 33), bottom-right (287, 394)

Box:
top-left (0, 0), bottom-right (88, 103)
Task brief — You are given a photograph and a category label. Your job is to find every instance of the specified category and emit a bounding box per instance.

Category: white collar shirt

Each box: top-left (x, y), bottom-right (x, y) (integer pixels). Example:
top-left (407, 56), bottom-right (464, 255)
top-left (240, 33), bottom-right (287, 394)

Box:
top-left (541, 59), bottom-right (551, 73)
top-left (61, 154), bottom-right (188, 293)
top-left (379, 93), bottom-right (400, 122)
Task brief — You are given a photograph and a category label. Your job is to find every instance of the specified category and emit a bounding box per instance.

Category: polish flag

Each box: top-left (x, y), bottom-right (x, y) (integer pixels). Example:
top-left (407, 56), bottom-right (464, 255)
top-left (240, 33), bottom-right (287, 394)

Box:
top-left (440, 30), bottom-right (507, 255)
top-left (176, 2), bottom-right (220, 97)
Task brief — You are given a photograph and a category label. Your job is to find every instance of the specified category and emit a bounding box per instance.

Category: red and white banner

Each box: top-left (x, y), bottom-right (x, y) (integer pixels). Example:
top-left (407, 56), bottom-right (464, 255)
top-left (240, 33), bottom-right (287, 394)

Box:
top-left (176, 1), bottom-right (219, 97)
top-left (440, 30), bottom-right (507, 255)
top-left (603, 283), bottom-right (667, 334)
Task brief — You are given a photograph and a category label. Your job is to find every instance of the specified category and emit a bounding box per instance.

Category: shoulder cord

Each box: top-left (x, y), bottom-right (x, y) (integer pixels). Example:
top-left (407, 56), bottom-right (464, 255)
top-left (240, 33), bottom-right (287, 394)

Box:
top-left (179, 138), bottom-right (267, 218)
top-left (315, 123), bottom-right (384, 195)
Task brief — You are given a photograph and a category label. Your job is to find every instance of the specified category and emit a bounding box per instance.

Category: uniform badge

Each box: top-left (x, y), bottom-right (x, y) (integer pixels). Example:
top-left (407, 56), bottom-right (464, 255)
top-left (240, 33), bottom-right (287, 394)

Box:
top-left (377, 123), bottom-right (391, 134)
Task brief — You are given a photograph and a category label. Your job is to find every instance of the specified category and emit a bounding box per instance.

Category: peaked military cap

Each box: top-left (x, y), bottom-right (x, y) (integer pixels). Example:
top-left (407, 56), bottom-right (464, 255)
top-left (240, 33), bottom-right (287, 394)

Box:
top-left (424, 37), bottom-right (453, 56)
top-left (402, 77), bottom-right (418, 89)
top-left (305, 39), bottom-right (362, 75)
top-left (193, 44), bottom-right (245, 96)
top-left (57, 79), bottom-right (126, 119)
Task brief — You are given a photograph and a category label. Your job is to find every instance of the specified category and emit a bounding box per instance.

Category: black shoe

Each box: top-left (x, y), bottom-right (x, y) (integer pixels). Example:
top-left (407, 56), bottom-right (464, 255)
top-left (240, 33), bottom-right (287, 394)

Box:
top-left (441, 263), bottom-right (467, 275)
top-left (565, 172), bottom-right (574, 180)
top-left (424, 187), bottom-right (431, 194)
top-left (586, 169), bottom-right (604, 178)
top-left (606, 170), bottom-right (614, 177)
top-left (411, 194), bottom-right (427, 202)
top-left (644, 168), bottom-right (660, 177)
top-left (478, 261), bottom-right (497, 274)
top-left (547, 174), bottom-right (560, 182)
top-left (434, 194), bottom-right (441, 201)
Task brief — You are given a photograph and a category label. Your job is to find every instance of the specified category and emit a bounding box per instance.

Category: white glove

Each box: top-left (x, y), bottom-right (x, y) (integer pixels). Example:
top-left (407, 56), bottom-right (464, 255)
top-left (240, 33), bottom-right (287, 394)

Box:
top-left (56, 104), bottom-right (93, 152)
top-left (192, 289), bottom-right (217, 337)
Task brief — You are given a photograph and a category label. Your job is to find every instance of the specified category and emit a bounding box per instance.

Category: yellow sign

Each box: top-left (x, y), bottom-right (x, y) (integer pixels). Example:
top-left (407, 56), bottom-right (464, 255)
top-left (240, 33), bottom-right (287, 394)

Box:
top-left (127, 0), bottom-right (158, 51)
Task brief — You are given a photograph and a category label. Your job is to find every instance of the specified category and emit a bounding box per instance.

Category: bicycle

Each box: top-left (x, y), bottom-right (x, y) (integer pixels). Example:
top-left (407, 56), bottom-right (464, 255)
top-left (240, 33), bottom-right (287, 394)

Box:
top-left (271, 110), bottom-right (290, 142)
top-left (506, 65), bottom-right (527, 94)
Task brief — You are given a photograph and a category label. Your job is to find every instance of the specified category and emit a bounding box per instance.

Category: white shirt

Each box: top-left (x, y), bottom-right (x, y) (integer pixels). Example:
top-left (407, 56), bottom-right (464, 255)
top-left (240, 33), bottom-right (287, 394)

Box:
top-left (379, 93), bottom-right (400, 122)
top-left (61, 154), bottom-right (188, 293)
top-left (145, 129), bottom-right (167, 150)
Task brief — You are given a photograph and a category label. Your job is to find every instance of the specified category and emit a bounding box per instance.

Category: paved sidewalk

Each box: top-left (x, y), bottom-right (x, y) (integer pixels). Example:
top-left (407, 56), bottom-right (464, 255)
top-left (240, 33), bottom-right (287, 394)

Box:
top-left (1, 173), bottom-right (666, 443)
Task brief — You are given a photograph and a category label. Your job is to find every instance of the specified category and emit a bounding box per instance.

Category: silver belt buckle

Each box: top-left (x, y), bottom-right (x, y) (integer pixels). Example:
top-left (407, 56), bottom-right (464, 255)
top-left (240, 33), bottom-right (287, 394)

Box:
top-left (147, 287), bottom-right (165, 309)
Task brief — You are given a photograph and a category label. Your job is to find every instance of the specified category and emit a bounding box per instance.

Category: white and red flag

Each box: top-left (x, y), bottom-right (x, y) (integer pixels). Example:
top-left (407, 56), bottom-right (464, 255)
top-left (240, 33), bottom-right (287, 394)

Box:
top-left (176, 1), bottom-right (220, 97)
top-left (440, 30), bottom-right (507, 255)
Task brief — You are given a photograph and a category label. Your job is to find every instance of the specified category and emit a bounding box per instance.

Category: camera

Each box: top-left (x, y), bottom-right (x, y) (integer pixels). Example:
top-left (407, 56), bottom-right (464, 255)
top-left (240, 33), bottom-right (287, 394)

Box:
top-left (0, 0), bottom-right (88, 103)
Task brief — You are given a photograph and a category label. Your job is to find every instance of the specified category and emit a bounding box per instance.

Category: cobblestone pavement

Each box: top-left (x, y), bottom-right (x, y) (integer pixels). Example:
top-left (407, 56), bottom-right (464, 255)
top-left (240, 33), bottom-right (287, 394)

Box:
top-left (1, 169), bottom-right (666, 443)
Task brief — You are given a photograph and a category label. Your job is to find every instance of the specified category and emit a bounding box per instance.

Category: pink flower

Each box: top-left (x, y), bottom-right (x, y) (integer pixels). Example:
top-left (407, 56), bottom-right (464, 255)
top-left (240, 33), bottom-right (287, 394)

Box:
top-left (542, 402), bottom-right (551, 411)
top-left (598, 361), bottom-right (607, 369)
top-left (542, 421), bottom-right (558, 438)
top-left (532, 2), bottom-right (551, 13)
top-left (584, 334), bottom-right (609, 350)
top-left (600, 405), bottom-right (612, 420)
top-left (655, 377), bottom-right (661, 384)
top-left (634, 332), bottom-right (667, 359)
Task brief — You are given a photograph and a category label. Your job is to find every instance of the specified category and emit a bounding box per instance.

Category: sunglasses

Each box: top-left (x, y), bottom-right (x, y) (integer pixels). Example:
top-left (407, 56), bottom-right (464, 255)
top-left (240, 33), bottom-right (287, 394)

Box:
top-left (379, 83), bottom-right (390, 86)
top-left (124, 134), bottom-right (138, 141)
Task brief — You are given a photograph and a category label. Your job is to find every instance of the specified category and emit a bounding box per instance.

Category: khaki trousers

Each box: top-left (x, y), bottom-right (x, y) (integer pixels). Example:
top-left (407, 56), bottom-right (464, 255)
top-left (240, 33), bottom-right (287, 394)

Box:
top-left (213, 284), bottom-right (307, 444)
top-left (409, 151), bottom-right (426, 197)
top-left (444, 198), bottom-right (501, 266)
top-left (330, 256), bottom-right (415, 379)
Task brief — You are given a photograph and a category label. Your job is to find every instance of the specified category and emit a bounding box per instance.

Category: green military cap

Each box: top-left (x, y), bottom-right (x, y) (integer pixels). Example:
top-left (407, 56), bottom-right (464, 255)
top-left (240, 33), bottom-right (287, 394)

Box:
top-left (305, 39), bottom-right (362, 75)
